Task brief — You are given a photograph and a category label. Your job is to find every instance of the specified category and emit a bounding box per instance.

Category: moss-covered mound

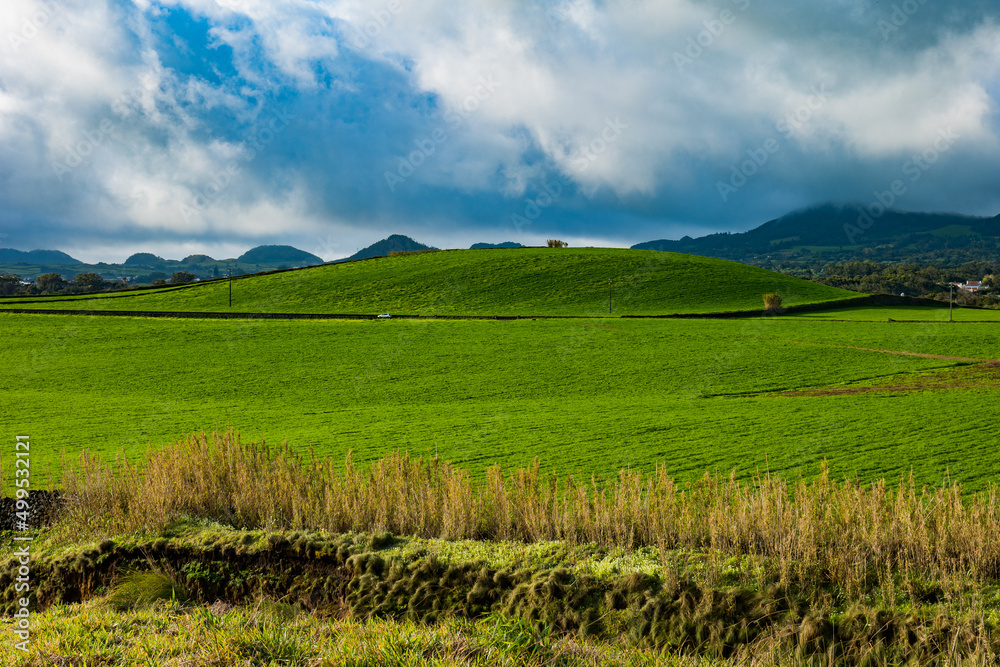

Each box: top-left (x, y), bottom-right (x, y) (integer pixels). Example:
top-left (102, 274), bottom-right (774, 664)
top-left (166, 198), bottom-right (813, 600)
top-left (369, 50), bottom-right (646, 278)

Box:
top-left (1, 524), bottom-right (996, 663)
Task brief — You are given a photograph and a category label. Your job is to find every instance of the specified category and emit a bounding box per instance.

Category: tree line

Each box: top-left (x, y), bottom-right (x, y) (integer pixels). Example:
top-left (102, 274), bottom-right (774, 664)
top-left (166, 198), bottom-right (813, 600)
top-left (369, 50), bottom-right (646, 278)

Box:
top-left (810, 260), bottom-right (998, 307)
top-left (0, 271), bottom-right (198, 296)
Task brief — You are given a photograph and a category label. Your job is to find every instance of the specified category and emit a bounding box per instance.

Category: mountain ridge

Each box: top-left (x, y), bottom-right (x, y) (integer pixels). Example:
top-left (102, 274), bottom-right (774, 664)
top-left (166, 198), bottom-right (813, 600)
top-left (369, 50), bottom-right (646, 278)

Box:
top-left (1, 244), bottom-right (325, 283)
top-left (0, 248), bottom-right (80, 265)
top-left (633, 204), bottom-right (1000, 269)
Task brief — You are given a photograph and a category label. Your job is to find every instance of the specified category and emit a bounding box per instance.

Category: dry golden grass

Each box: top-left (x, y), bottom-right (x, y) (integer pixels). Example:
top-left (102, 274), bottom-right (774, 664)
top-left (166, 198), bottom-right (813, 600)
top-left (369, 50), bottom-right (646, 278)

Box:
top-left (58, 429), bottom-right (1000, 600)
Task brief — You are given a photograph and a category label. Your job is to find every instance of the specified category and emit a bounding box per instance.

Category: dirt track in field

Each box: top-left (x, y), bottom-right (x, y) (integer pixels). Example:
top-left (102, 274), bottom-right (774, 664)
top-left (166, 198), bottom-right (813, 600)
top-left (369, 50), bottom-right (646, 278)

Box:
top-left (777, 361), bottom-right (1000, 397)
top-left (775, 338), bottom-right (1000, 364)
top-left (757, 339), bottom-right (1000, 397)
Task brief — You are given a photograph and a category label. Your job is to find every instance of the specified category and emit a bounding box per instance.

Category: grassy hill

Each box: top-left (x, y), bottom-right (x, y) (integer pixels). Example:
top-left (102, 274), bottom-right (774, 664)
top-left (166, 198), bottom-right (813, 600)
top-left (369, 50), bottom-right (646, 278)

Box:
top-left (0, 247), bottom-right (859, 316)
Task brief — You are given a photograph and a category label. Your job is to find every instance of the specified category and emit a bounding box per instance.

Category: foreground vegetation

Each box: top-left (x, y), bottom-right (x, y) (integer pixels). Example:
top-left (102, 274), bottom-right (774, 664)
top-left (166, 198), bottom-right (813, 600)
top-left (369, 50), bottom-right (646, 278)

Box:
top-left (5, 431), bottom-right (1000, 665)
top-left (0, 600), bottom-right (721, 667)
top-left (52, 431), bottom-right (1000, 600)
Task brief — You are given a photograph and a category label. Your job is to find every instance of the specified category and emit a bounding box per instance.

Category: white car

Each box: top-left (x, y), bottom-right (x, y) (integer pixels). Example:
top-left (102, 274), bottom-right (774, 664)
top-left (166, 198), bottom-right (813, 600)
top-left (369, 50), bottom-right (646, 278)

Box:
top-left (377, 313), bottom-right (392, 318)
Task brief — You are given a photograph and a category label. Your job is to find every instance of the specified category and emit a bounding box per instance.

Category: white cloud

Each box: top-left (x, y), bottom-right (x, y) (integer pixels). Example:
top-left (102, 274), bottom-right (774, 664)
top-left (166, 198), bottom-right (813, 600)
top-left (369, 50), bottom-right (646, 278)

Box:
top-left (816, 23), bottom-right (1000, 156)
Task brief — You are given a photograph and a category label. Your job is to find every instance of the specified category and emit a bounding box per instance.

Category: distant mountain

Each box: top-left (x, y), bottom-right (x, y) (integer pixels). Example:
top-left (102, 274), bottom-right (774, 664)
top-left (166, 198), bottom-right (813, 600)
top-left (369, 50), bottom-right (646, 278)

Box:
top-left (182, 254), bottom-right (215, 264)
top-left (237, 245), bottom-right (323, 266)
top-left (344, 235), bottom-right (437, 261)
top-left (124, 253), bottom-right (166, 267)
top-left (633, 204), bottom-right (1000, 269)
top-left (0, 248), bottom-right (80, 264)
top-left (471, 242), bottom-right (524, 249)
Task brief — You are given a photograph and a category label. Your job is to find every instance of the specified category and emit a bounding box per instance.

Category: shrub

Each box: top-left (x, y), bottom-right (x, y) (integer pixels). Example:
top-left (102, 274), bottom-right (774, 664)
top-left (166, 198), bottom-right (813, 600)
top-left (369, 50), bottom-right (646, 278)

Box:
top-left (762, 293), bottom-right (782, 312)
top-left (546, 240), bottom-right (568, 248)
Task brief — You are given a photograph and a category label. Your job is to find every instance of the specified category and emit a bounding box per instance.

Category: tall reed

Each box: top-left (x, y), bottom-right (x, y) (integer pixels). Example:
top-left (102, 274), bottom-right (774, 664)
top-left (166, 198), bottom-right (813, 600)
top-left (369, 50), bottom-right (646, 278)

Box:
top-left (57, 429), bottom-right (1000, 598)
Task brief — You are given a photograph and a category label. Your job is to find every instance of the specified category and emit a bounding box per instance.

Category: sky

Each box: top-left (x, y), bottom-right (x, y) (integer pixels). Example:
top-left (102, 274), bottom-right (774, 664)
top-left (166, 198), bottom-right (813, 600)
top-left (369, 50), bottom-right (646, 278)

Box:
top-left (0, 0), bottom-right (999, 263)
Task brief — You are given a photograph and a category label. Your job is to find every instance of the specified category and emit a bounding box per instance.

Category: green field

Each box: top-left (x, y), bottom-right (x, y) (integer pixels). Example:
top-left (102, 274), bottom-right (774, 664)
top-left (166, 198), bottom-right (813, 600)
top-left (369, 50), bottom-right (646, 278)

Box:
top-left (3, 248), bottom-right (998, 492)
top-left (3, 308), bottom-right (998, 491)
top-left (4, 248), bottom-right (1000, 666)
top-left (0, 248), bottom-right (858, 316)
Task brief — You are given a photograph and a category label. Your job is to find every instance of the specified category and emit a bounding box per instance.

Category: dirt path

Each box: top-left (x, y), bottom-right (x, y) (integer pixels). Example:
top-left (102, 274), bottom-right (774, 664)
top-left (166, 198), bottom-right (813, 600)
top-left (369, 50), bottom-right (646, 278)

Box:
top-left (760, 339), bottom-right (1000, 397)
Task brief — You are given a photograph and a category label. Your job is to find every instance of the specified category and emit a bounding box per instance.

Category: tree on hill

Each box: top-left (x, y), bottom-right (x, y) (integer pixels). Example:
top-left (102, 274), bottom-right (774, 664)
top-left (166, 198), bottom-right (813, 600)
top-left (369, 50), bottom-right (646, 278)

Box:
top-left (73, 272), bottom-right (109, 291)
top-left (171, 271), bottom-right (196, 284)
top-left (546, 239), bottom-right (568, 248)
top-left (36, 273), bottom-right (67, 294)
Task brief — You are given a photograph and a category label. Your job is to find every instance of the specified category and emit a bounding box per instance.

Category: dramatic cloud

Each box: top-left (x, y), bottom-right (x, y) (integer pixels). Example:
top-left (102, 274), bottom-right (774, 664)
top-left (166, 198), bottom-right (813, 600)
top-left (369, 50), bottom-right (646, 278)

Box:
top-left (0, 0), bottom-right (998, 261)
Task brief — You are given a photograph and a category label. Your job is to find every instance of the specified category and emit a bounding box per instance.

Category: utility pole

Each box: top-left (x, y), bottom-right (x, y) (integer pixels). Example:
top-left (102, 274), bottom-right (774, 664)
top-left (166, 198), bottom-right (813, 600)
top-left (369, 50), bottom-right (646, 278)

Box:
top-left (608, 279), bottom-right (612, 314)
top-left (228, 267), bottom-right (232, 308)
top-left (949, 283), bottom-right (953, 322)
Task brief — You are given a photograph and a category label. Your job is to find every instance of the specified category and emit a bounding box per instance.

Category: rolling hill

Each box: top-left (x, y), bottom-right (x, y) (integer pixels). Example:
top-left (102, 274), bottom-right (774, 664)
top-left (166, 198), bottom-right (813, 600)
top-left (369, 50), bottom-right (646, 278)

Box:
top-left (0, 247), bottom-right (859, 316)
top-left (123, 252), bottom-right (168, 267)
top-left (237, 245), bottom-right (323, 265)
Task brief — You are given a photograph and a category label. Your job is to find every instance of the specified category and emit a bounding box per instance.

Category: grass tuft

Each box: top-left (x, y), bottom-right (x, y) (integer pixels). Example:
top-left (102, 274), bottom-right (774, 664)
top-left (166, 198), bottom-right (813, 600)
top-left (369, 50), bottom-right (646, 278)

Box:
top-left (106, 571), bottom-right (187, 611)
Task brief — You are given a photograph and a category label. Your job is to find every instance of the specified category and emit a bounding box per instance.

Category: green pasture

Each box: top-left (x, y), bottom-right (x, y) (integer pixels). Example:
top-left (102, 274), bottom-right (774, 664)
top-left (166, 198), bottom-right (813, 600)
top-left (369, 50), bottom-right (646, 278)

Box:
top-left (0, 248), bottom-right (857, 316)
top-left (2, 312), bottom-right (998, 491)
